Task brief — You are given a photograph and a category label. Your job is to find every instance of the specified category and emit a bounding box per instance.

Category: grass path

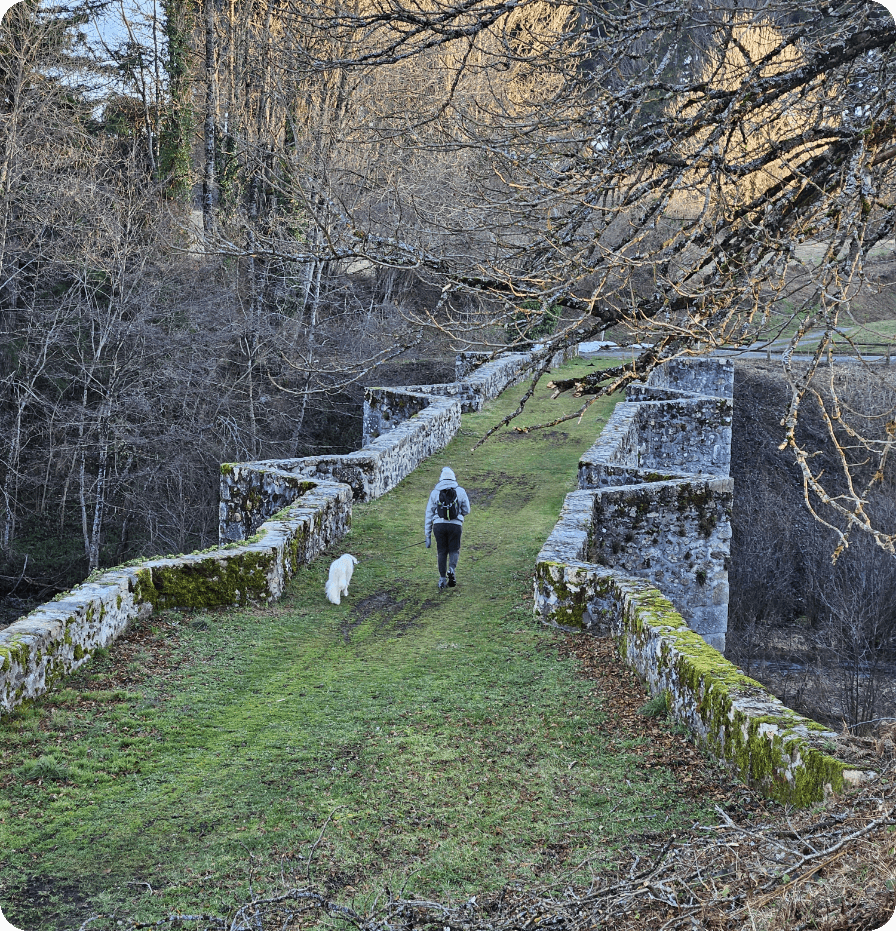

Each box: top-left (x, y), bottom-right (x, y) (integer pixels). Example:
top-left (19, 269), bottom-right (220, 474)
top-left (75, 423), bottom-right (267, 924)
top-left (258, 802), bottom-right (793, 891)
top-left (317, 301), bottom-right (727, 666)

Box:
top-left (0, 357), bottom-right (714, 931)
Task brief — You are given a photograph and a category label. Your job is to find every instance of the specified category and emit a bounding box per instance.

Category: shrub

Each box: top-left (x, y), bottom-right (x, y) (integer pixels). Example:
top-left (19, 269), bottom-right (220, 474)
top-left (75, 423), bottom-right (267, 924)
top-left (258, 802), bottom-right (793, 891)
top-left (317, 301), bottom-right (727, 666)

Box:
top-left (505, 301), bottom-right (562, 345)
top-left (639, 693), bottom-right (669, 719)
top-left (21, 755), bottom-right (70, 782)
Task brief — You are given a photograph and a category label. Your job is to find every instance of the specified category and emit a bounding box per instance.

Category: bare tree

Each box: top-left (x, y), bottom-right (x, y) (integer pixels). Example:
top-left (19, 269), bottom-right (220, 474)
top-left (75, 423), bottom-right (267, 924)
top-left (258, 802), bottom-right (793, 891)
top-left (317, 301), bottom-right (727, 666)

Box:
top-left (0, 1), bottom-right (94, 560)
top-left (219, 0), bottom-right (896, 555)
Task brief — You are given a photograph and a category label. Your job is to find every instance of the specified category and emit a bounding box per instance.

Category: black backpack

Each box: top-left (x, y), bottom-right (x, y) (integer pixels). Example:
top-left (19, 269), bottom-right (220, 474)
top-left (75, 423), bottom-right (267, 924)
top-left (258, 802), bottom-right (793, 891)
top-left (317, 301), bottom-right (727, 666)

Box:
top-left (437, 487), bottom-right (460, 521)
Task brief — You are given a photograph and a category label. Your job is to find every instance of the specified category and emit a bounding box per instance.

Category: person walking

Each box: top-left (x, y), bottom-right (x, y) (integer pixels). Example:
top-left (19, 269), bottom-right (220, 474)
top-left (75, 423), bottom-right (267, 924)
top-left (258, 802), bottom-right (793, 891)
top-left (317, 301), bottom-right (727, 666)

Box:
top-left (425, 466), bottom-right (471, 591)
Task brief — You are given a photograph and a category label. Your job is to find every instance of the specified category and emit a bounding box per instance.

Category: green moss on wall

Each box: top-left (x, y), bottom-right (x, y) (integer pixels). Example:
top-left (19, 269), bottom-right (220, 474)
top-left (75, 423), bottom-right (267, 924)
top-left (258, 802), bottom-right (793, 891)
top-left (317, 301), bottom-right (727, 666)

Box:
top-left (286, 524), bottom-right (309, 569)
top-left (640, 471), bottom-right (682, 483)
top-left (537, 566), bottom-right (859, 807)
top-left (535, 561), bottom-right (618, 631)
top-left (619, 585), bottom-right (854, 805)
top-left (146, 551), bottom-right (274, 610)
top-left (132, 567), bottom-right (154, 604)
top-left (0, 491), bottom-right (344, 712)
top-left (0, 637), bottom-right (31, 673)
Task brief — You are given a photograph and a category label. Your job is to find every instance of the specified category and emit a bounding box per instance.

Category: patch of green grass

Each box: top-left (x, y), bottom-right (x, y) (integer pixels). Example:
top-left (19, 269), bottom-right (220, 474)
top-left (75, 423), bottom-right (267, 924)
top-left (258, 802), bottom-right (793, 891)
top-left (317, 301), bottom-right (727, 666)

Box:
top-left (0, 357), bottom-right (714, 930)
top-left (837, 319), bottom-right (896, 345)
top-left (19, 755), bottom-right (71, 783)
top-left (639, 693), bottom-right (669, 720)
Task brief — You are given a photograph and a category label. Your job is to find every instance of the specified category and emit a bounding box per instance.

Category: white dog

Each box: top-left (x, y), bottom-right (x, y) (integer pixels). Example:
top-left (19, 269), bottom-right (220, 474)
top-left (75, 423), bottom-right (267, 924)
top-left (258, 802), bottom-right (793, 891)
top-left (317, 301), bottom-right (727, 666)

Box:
top-left (325, 554), bottom-right (358, 605)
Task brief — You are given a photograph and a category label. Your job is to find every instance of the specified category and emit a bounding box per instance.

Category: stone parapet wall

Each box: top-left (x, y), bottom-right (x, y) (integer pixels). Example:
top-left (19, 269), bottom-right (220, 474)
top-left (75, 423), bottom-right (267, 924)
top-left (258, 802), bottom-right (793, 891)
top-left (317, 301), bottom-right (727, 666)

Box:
top-left (224, 346), bottom-right (575, 543)
top-left (222, 395), bottom-right (460, 542)
top-left (625, 385), bottom-right (702, 403)
top-left (535, 476), bottom-right (732, 649)
top-left (462, 346), bottom-right (575, 407)
top-left (588, 478), bottom-right (733, 645)
top-left (629, 397), bottom-right (732, 477)
top-left (577, 396), bottom-right (730, 487)
top-left (0, 481), bottom-right (351, 716)
top-left (637, 356), bottom-right (734, 398)
top-left (577, 402), bottom-right (642, 484)
top-left (534, 558), bottom-right (865, 804)
top-left (362, 389), bottom-right (434, 447)
top-left (535, 356), bottom-right (869, 803)
top-left (552, 358), bottom-right (734, 649)
top-left (219, 468), bottom-right (320, 546)
top-left (454, 351), bottom-right (494, 381)
top-left (614, 583), bottom-right (865, 805)
top-left (363, 345), bottom-right (576, 445)
top-left (572, 366), bottom-right (733, 650)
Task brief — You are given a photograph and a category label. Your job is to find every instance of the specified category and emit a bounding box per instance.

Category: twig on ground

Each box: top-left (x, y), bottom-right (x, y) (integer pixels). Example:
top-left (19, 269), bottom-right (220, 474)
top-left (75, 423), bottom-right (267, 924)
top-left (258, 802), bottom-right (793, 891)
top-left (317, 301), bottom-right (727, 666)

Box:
top-left (306, 805), bottom-right (346, 884)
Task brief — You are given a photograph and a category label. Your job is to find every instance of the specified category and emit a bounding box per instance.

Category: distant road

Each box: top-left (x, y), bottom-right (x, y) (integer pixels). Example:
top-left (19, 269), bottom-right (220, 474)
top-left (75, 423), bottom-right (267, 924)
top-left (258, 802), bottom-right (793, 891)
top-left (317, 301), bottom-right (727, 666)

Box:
top-left (578, 340), bottom-right (896, 365)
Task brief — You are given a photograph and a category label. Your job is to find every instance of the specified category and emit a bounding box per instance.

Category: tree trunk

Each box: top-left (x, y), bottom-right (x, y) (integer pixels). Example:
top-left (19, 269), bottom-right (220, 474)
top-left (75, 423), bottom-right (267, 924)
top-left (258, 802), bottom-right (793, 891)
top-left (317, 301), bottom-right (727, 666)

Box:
top-left (1, 395), bottom-right (25, 555)
top-left (79, 449), bottom-right (89, 562)
top-left (88, 435), bottom-right (109, 571)
top-left (202, 0), bottom-right (218, 236)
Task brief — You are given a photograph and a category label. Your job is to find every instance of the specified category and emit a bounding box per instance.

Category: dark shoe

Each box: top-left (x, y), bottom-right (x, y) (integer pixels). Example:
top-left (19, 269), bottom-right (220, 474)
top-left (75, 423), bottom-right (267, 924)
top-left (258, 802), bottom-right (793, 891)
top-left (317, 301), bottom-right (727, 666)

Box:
top-left (447, 570), bottom-right (456, 588)
top-left (439, 577), bottom-right (447, 591)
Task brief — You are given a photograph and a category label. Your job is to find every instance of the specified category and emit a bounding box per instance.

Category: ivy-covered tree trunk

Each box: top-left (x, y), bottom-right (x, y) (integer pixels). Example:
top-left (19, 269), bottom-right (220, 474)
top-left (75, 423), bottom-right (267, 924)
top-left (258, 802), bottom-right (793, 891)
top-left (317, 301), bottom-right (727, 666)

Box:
top-left (158, 0), bottom-right (193, 198)
top-left (202, 0), bottom-right (219, 235)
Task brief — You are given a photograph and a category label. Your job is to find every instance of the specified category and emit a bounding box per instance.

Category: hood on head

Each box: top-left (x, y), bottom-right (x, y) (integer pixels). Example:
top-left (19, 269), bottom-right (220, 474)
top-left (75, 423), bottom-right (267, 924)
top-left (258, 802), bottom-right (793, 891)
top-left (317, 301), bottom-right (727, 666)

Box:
top-left (440, 467), bottom-right (456, 483)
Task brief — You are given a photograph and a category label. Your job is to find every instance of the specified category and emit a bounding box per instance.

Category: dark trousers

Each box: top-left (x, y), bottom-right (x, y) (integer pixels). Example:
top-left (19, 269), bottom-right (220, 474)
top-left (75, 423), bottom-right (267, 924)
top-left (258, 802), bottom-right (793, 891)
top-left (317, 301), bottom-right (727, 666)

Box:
top-left (433, 523), bottom-right (462, 577)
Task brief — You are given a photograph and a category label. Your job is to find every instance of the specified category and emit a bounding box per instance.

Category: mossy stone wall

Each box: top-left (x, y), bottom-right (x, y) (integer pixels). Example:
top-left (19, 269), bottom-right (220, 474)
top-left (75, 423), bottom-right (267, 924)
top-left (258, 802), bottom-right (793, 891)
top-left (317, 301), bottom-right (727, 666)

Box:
top-left (219, 469), bottom-right (318, 544)
top-left (363, 347), bottom-right (578, 445)
top-left (0, 481), bottom-right (351, 717)
top-left (362, 389), bottom-right (433, 445)
top-left (534, 358), bottom-right (869, 804)
top-left (587, 479), bottom-right (733, 645)
top-left (563, 360), bottom-right (734, 651)
top-left (220, 396), bottom-right (461, 543)
top-left (615, 578), bottom-right (866, 806)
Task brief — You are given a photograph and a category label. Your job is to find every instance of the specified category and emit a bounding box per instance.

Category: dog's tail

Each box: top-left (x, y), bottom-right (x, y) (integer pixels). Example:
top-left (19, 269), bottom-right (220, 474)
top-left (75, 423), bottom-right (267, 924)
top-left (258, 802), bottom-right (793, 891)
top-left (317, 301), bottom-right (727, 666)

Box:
top-left (325, 578), bottom-right (341, 605)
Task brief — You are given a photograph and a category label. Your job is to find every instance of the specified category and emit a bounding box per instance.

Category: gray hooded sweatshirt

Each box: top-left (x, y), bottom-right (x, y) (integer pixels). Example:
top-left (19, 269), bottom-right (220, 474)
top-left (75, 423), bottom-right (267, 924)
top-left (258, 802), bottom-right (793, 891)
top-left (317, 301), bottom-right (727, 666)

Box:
top-left (424, 467), bottom-right (471, 545)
